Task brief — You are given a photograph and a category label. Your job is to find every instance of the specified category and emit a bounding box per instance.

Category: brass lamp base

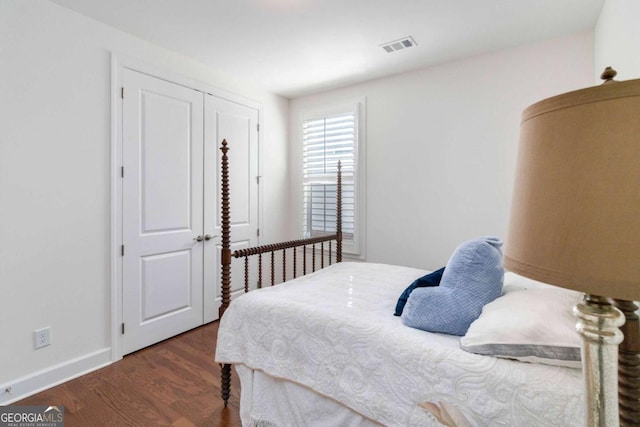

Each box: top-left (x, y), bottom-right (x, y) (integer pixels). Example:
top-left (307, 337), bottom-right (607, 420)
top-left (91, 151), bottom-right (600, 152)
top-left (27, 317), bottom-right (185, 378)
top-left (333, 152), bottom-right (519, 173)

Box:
top-left (574, 294), bottom-right (625, 426)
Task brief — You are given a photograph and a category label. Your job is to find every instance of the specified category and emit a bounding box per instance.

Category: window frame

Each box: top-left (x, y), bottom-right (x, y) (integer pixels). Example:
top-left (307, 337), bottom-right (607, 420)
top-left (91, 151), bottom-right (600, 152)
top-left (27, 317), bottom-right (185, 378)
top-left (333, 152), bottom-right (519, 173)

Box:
top-left (300, 100), bottom-right (366, 258)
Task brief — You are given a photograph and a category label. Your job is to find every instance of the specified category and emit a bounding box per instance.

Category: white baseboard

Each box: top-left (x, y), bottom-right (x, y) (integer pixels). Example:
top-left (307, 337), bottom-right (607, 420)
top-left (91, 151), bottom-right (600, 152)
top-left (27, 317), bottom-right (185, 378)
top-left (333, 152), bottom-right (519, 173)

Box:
top-left (0, 348), bottom-right (112, 405)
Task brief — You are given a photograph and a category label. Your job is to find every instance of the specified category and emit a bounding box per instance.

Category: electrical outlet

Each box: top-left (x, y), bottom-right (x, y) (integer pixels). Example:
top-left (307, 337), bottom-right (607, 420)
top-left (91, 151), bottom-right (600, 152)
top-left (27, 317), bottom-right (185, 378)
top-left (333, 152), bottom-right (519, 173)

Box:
top-left (34, 327), bottom-right (51, 349)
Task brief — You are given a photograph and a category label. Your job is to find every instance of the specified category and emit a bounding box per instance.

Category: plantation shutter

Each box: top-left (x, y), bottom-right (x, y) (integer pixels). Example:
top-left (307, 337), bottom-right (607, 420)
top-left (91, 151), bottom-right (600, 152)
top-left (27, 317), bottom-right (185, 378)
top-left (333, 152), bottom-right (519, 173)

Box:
top-left (302, 111), bottom-right (356, 244)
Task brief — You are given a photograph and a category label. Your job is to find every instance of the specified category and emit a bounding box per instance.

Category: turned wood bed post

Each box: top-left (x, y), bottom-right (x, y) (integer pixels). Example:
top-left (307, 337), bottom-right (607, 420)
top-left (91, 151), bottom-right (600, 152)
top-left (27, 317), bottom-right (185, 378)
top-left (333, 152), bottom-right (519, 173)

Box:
top-left (219, 139), bottom-right (232, 407)
top-left (613, 299), bottom-right (640, 424)
top-left (219, 139), bottom-right (232, 318)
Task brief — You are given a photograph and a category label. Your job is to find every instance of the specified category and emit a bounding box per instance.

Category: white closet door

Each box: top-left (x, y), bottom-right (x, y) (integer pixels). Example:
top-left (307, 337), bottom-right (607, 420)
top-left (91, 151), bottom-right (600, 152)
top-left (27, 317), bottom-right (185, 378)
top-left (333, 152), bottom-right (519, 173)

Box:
top-left (122, 69), bottom-right (204, 355)
top-left (204, 94), bottom-right (259, 322)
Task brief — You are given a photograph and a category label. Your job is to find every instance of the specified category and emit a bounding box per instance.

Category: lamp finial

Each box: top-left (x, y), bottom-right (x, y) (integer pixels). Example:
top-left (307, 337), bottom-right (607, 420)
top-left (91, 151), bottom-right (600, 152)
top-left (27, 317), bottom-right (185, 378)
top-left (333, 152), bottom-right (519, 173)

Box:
top-left (601, 66), bottom-right (617, 84)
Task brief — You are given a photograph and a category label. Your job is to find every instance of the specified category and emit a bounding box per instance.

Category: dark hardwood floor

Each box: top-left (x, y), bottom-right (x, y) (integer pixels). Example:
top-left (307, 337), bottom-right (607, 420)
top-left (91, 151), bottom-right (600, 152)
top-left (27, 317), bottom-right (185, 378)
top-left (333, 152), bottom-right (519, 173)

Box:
top-left (17, 321), bottom-right (242, 426)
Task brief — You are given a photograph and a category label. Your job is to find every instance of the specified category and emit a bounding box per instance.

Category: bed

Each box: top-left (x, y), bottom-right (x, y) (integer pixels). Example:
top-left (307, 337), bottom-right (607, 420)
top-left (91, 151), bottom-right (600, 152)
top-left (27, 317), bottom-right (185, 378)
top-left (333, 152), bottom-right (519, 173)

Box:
top-left (214, 140), bottom-right (584, 426)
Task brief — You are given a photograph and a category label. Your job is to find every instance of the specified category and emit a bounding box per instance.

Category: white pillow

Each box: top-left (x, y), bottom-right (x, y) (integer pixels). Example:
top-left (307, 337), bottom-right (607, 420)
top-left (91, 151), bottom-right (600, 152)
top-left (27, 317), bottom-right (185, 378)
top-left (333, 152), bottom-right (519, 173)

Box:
top-left (460, 274), bottom-right (583, 368)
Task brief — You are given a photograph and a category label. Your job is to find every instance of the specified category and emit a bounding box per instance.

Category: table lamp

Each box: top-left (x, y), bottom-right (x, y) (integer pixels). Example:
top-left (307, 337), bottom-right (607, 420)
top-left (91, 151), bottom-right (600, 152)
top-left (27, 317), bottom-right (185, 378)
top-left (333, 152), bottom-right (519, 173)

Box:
top-left (504, 67), bottom-right (640, 426)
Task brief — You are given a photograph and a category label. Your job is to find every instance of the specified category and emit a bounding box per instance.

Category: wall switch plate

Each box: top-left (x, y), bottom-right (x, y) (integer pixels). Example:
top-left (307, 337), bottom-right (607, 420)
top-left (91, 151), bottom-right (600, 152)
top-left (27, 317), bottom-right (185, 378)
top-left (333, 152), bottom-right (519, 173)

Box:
top-left (34, 327), bottom-right (51, 349)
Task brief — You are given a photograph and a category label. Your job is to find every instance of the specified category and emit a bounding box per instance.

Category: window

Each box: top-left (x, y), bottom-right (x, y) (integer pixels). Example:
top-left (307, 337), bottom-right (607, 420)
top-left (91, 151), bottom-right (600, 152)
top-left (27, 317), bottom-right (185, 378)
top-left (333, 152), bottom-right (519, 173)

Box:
top-left (302, 102), bottom-right (364, 256)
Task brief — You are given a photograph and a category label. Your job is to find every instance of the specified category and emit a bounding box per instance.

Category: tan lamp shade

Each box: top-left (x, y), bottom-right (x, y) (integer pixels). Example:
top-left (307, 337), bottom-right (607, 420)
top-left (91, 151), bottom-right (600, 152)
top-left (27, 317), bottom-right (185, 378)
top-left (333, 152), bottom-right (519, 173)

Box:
top-left (504, 77), bottom-right (640, 301)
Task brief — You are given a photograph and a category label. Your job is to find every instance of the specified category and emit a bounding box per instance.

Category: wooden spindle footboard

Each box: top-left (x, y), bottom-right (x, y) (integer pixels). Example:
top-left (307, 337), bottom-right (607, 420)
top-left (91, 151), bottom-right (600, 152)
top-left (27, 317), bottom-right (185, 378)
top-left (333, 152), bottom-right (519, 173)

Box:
top-left (218, 139), bottom-right (343, 407)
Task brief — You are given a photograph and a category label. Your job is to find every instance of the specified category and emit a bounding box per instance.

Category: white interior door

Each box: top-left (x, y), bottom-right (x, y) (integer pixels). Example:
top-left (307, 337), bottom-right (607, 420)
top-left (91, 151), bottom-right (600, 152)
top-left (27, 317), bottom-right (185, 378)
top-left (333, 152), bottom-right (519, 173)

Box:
top-left (122, 69), bottom-right (204, 355)
top-left (204, 94), bottom-right (259, 322)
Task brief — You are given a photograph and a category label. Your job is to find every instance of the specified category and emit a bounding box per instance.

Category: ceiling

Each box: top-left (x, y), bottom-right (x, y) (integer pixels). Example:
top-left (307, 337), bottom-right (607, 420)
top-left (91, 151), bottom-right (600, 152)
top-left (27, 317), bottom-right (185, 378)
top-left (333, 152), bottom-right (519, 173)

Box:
top-left (50, 0), bottom-right (604, 98)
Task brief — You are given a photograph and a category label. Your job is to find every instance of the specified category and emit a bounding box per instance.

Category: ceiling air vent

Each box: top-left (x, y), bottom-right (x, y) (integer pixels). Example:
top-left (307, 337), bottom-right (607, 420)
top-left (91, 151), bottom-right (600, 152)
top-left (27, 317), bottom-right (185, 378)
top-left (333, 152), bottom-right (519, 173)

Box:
top-left (380, 36), bottom-right (417, 53)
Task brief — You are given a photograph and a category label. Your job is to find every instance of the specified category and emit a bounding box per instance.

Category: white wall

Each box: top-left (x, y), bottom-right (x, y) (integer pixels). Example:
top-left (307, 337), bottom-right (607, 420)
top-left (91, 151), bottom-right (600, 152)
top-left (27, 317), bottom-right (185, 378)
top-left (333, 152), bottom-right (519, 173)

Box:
top-left (594, 0), bottom-right (640, 80)
top-left (290, 32), bottom-right (594, 270)
top-left (0, 0), bottom-right (289, 402)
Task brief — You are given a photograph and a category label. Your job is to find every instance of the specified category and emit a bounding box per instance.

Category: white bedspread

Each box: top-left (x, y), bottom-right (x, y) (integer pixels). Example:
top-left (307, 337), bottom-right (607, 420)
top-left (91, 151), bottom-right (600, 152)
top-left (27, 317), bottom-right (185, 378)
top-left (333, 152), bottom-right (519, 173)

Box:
top-left (216, 262), bottom-right (584, 426)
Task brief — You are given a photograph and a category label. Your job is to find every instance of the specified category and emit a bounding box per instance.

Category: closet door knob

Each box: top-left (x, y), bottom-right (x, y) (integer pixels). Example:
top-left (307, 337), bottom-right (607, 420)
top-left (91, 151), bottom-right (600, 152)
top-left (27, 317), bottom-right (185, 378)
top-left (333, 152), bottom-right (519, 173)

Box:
top-left (194, 235), bottom-right (204, 242)
top-left (204, 234), bottom-right (218, 241)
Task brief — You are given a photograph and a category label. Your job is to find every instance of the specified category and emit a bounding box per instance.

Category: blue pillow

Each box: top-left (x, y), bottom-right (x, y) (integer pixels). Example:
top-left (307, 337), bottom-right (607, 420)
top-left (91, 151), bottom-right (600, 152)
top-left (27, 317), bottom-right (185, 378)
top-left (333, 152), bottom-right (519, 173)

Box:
top-left (394, 267), bottom-right (445, 316)
top-left (401, 237), bottom-right (504, 336)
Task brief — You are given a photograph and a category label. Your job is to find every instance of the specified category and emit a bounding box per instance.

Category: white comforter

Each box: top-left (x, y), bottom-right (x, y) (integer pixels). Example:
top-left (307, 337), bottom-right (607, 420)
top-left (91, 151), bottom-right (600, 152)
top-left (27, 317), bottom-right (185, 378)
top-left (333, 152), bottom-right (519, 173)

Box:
top-left (216, 262), bottom-right (583, 426)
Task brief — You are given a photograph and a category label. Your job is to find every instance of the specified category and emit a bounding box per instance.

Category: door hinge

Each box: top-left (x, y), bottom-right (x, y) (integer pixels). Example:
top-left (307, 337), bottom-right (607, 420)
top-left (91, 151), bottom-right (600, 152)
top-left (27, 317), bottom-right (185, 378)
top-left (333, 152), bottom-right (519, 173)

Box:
top-left (121, 166), bottom-right (124, 178)
top-left (256, 175), bottom-right (261, 184)
top-left (121, 87), bottom-right (124, 99)
top-left (257, 228), bottom-right (260, 237)
top-left (257, 123), bottom-right (260, 132)
top-left (121, 245), bottom-right (125, 256)
top-left (121, 323), bottom-right (125, 334)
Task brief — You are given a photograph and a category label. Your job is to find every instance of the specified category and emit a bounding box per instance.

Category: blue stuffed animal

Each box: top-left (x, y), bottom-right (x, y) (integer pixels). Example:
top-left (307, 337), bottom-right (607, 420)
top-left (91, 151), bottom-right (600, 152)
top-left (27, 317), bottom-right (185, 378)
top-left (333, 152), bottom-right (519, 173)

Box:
top-left (401, 237), bottom-right (504, 336)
